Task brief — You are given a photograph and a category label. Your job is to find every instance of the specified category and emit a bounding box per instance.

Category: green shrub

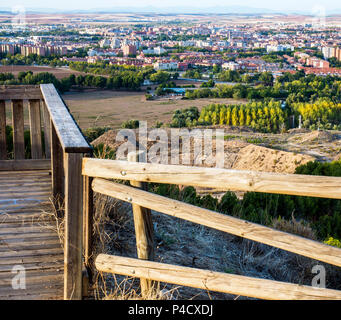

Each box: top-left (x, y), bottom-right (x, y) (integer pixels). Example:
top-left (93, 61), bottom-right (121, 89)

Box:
top-left (121, 119), bottom-right (140, 129)
top-left (324, 237), bottom-right (341, 248)
top-left (83, 127), bottom-right (109, 143)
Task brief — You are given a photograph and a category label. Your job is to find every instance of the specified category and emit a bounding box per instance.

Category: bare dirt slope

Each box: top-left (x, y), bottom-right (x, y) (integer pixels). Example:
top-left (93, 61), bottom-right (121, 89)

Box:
top-left (92, 129), bottom-right (315, 174)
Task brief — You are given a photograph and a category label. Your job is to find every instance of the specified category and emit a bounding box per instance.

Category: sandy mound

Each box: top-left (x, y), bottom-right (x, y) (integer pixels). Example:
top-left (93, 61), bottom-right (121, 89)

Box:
top-left (93, 130), bottom-right (315, 173)
top-left (287, 128), bottom-right (310, 134)
top-left (288, 130), bottom-right (335, 144)
top-left (232, 144), bottom-right (315, 173)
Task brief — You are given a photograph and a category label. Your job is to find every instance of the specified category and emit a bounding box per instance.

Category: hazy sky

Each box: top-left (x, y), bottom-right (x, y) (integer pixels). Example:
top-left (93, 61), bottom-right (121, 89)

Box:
top-left (3, 0), bottom-right (341, 12)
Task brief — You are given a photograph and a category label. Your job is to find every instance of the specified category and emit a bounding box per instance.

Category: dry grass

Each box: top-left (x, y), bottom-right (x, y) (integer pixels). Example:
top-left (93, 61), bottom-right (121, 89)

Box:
top-left (62, 90), bottom-right (245, 130)
top-left (37, 195), bottom-right (65, 249)
top-left (271, 214), bottom-right (317, 240)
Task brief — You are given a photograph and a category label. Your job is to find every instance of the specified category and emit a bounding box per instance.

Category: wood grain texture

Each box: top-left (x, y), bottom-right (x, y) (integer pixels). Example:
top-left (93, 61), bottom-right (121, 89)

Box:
top-left (127, 152), bottom-right (154, 296)
top-left (40, 84), bottom-right (91, 153)
top-left (51, 123), bottom-right (64, 203)
top-left (0, 100), bottom-right (6, 160)
top-left (42, 101), bottom-right (51, 159)
top-left (64, 153), bottom-right (83, 300)
top-left (83, 158), bottom-right (341, 199)
top-left (28, 100), bottom-right (42, 159)
top-left (0, 86), bottom-right (42, 100)
top-left (0, 170), bottom-right (63, 300)
top-left (0, 159), bottom-right (50, 171)
top-left (92, 178), bottom-right (341, 268)
top-left (95, 254), bottom-right (341, 300)
top-left (83, 175), bottom-right (93, 270)
top-left (11, 100), bottom-right (25, 160)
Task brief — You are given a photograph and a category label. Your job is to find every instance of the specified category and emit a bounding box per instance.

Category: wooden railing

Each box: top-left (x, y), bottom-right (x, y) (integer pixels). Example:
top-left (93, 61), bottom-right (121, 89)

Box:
top-left (82, 154), bottom-right (341, 300)
top-left (0, 84), bottom-right (92, 300)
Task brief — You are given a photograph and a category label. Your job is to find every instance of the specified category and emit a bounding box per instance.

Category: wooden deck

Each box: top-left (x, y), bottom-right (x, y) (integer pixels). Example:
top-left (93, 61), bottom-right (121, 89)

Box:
top-left (0, 170), bottom-right (64, 300)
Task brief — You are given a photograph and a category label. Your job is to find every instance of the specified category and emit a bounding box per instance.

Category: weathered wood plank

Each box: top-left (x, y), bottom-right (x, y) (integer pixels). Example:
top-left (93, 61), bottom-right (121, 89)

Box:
top-left (28, 100), bottom-right (43, 159)
top-left (0, 247), bottom-right (63, 259)
top-left (0, 100), bottom-right (6, 160)
top-left (0, 85), bottom-right (43, 100)
top-left (92, 178), bottom-right (341, 268)
top-left (95, 254), bottom-right (341, 300)
top-left (0, 159), bottom-right (50, 171)
top-left (40, 84), bottom-right (91, 153)
top-left (11, 100), bottom-right (25, 160)
top-left (42, 101), bottom-right (51, 159)
top-left (83, 158), bottom-right (341, 200)
top-left (51, 124), bottom-right (64, 202)
top-left (0, 254), bottom-right (63, 266)
top-left (64, 153), bottom-right (83, 300)
top-left (83, 175), bottom-right (93, 270)
top-left (127, 151), bottom-right (154, 297)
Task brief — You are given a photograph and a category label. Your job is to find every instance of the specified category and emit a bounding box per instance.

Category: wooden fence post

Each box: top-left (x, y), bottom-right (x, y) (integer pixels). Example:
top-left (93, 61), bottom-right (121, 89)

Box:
top-left (64, 152), bottom-right (83, 300)
top-left (128, 151), bottom-right (154, 297)
top-left (28, 99), bottom-right (43, 159)
top-left (11, 99), bottom-right (25, 159)
top-left (0, 100), bottom-right (6, 160)
top-left (51, 123), bottom-right (64, 214)
top-left (83, 175), bottom-right (94, 270)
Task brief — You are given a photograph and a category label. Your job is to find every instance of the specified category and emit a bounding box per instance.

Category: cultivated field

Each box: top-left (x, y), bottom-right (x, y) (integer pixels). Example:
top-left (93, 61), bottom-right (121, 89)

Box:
top-left (62, 90), bottom-right (247, 129)
top-left (0, 65), bottom-right (84, 79)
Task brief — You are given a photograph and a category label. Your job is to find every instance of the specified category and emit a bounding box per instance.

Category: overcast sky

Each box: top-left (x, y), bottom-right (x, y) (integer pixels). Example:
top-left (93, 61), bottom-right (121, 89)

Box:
top-left (3, 0), bottom-right (340, 13)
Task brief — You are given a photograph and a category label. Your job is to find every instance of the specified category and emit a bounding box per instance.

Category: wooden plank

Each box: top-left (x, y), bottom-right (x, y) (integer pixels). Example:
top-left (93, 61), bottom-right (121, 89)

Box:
top-left (83, 175), bottom-right (93, 270)
top-left (0, 100), bottom-right (6, 160)
top-left (51, 124), bottom-right (64, 203)
top-left (127, 151), bottom-right (154, 297)
top-left (0, 247), bottom-right (63, 258)
top-left (28, 100), bottom-right (43, 159)
top-left (0, 159), bottom-right (50, 171)
top-left (83, 158), bottom-right (341, 200)
top-left (42, 101), bottom-right (51, 159)
top-left (64, 152), bottom-right (83, 300)
top-left (40, 84), bottom-right (91, 153)
top-left (95, 254), bottom-right (341, 300)
top-left (0, 170), bottom-right (50, 176)
top-left (92, 178), bottom-right (341, 268)
top-left (11, 100), bottom-right (25, 160)
top-left (0, 242), bottom-right (62, 253)
top-left (0, 254), bottom-right (63, 266)
top-left (0, 86), bottom-right (43, 100)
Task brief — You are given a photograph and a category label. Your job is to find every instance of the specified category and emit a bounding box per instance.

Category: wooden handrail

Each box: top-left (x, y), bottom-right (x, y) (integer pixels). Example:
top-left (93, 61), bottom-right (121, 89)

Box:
top-left (40, 84), bottom-right (91, 154)
top-left (95, 254), bottom-right (341, 300)
top-left (0, 85), bottom-right (43, 100)
top-left (91, 177), bottom-right (341, 268)
top-left (82, 158), bottom-right (341, 199)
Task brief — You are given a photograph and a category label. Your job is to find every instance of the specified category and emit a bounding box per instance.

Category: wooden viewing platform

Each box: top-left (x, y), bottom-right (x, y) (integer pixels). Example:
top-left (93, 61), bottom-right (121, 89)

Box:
top-left (0, 85), bottom-right (92, 300)
top-left (1, 84), bottom-right (341, 300)
top-left (0, 170), bottom-right (63, 300)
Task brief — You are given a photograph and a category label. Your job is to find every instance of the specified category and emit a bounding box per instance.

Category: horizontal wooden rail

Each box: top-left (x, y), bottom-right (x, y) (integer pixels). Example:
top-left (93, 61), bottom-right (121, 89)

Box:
top-left (0, 85), bottom-right (43, 100)
top-left (83, 158), bottom-right (341, 199)
top-left (0, 159), bottom-right (51, 171)
top-left (95, 254), bottom-right (341, 300)
top-left (40, 84), bottom-right (91, 153)
top-left (91, 178), bottom-right (341, 268)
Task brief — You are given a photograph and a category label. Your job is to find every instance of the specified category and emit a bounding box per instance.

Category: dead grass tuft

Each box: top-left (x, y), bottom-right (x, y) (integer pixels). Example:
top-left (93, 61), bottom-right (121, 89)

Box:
top-left (271, 214), bottom-right (317, 240)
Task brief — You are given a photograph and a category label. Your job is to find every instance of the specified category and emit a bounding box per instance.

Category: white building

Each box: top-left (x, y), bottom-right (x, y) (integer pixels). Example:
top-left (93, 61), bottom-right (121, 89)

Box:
top-left (143, 46), bottom-right (167, 55)
top-left (322, 46), bottom-right (334, 59)
top-left (99, 38), bottom-right (111, 48)
top-left (110, 38), bottom-right (121, 49)
top-left (222, 62), bottom-right (240, 71)
top-left (153, 61), bottom-right (178, 70)
top-left (266, 44), bottom-right (294, 53)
